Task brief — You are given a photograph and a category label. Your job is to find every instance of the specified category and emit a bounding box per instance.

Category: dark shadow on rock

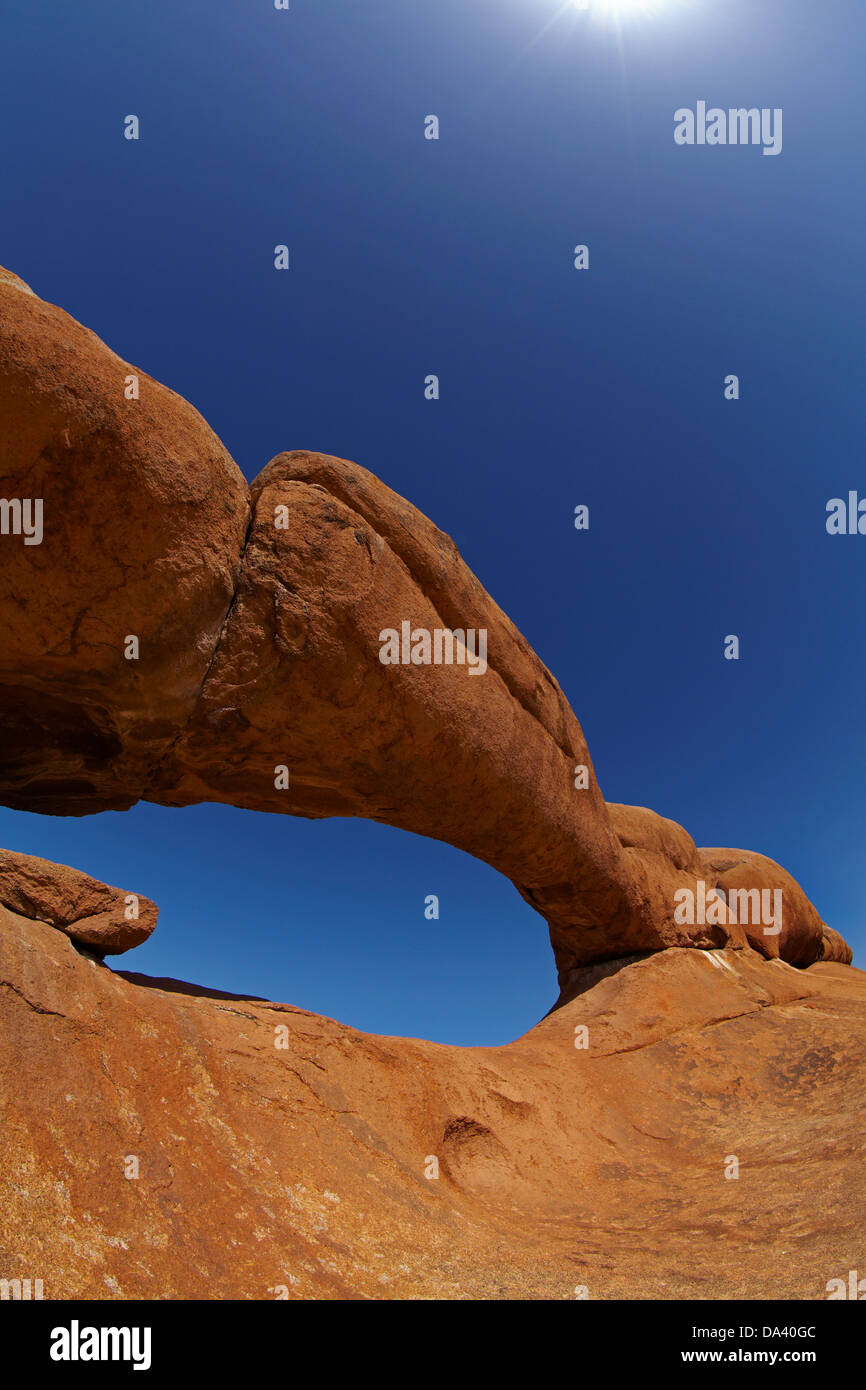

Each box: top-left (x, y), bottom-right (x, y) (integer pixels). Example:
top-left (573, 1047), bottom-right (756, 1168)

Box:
top-left (113, 968), bottom-right (270, 1005)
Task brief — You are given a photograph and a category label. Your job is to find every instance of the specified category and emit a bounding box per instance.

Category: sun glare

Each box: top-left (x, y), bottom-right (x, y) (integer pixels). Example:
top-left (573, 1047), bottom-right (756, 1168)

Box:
top-left (573, 0), bottom-right (661, 16)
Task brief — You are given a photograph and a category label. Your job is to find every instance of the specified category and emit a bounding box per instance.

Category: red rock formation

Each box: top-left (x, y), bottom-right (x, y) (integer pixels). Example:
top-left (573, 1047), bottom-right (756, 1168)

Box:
top-left (0, 266), bottom-right (852, 978)
top-left (821, 925), bottom-right (854, 966)
top-left (1, 902), bottom-right (863, 1299)
top-left (0, 269), bottom-right (861, 1302)
top-left (0, 849), bottom-right (156, 954)
top-left (698, 848), bottom-right (831, 965)
top-left (153, 449), bottom-right (713, 973)
top-left (0, 266), bottom-right (248, 815)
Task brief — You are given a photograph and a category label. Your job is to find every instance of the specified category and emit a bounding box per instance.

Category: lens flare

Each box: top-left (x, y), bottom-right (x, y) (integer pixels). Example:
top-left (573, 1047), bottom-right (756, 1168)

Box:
top-left (573, 0), bottom-right (663, 16)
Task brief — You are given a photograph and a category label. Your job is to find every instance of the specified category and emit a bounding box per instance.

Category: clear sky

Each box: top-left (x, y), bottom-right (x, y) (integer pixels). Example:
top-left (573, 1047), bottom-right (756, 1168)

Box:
top-left (0, 0), bottom-right (863, 1043)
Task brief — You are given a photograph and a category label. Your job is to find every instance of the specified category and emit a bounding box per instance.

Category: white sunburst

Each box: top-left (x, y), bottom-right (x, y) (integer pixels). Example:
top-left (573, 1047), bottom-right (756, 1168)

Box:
top-left (572, 0), bottom-right (671, 17)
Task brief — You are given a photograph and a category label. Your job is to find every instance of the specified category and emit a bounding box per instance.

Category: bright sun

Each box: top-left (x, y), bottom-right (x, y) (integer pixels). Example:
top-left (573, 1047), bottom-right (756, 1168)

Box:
top-left (573, 0), bottom-right (658, 14)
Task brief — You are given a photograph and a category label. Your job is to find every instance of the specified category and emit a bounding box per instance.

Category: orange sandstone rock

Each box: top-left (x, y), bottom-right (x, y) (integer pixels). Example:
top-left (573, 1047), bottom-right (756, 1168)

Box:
top-left (699, 848), bottom-right (826, 965)
top-left (0, 266), bottom-right (852, 978)
top-left (0, 266), bottom-right (249, 815)
top-left (0, 848), bottom-right (156, 954)
top-left (0, 905), bottom-right (864, 1300)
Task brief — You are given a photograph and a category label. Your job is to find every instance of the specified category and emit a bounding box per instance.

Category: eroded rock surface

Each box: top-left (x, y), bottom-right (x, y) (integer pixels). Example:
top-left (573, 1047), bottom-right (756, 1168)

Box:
top-left (0, 269), bottom-right (860, 1302)
top-left (0, 849), bottom-right (156, 954)
top-left (0, 267), bottom-right (249, 815)
top-left (151, 449), bottom-right (670, 970)
top-left (0, 266), bottom-right (852, 977)
top-left (1, 909), bottom-right (863, 1299)
top-left (698, 848), bottom-right (832, 965)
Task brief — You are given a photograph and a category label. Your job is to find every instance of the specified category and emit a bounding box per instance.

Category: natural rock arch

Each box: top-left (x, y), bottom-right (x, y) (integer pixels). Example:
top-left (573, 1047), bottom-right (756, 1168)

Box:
top-left (0, 267), bottom-right (851, 994)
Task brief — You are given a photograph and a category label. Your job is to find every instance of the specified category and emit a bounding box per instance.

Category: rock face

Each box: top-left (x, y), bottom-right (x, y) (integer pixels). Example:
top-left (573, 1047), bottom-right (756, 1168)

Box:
top-left (0, 265), bottom-right (853, 980)
top-left (0, 266), bottom-right (249, 816)
top-left (0, 268), bottom-right (861, 1303)
top-left (1, 906), bottom-right (864, 1299)
top-left (151, 449), bottom-right (652, 971)
top-left (821, 926), bottom-right (854, 966)
top-left (0, 849), bottom-right (157, 954)
top-left (697, 848), bottom-right (847, 966)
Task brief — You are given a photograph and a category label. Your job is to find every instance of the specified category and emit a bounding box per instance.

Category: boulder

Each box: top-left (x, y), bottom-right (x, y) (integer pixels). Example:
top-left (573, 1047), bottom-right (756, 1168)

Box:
top-left (821, 925), bottom-right (854, 965)
top-left (699, 848), bottom-right (826, 965)
top-left (0, 848), bottom-right (156, 954)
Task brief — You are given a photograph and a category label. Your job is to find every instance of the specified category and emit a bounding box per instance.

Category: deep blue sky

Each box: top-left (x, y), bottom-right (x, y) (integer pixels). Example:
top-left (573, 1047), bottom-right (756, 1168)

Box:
top-left (0, 0), bottom-right (863, 1043)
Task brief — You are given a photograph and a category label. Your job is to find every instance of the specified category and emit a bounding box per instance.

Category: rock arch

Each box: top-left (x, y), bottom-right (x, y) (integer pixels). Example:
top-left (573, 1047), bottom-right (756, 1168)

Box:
top-left (0, 267), bottom-right (851, 990)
